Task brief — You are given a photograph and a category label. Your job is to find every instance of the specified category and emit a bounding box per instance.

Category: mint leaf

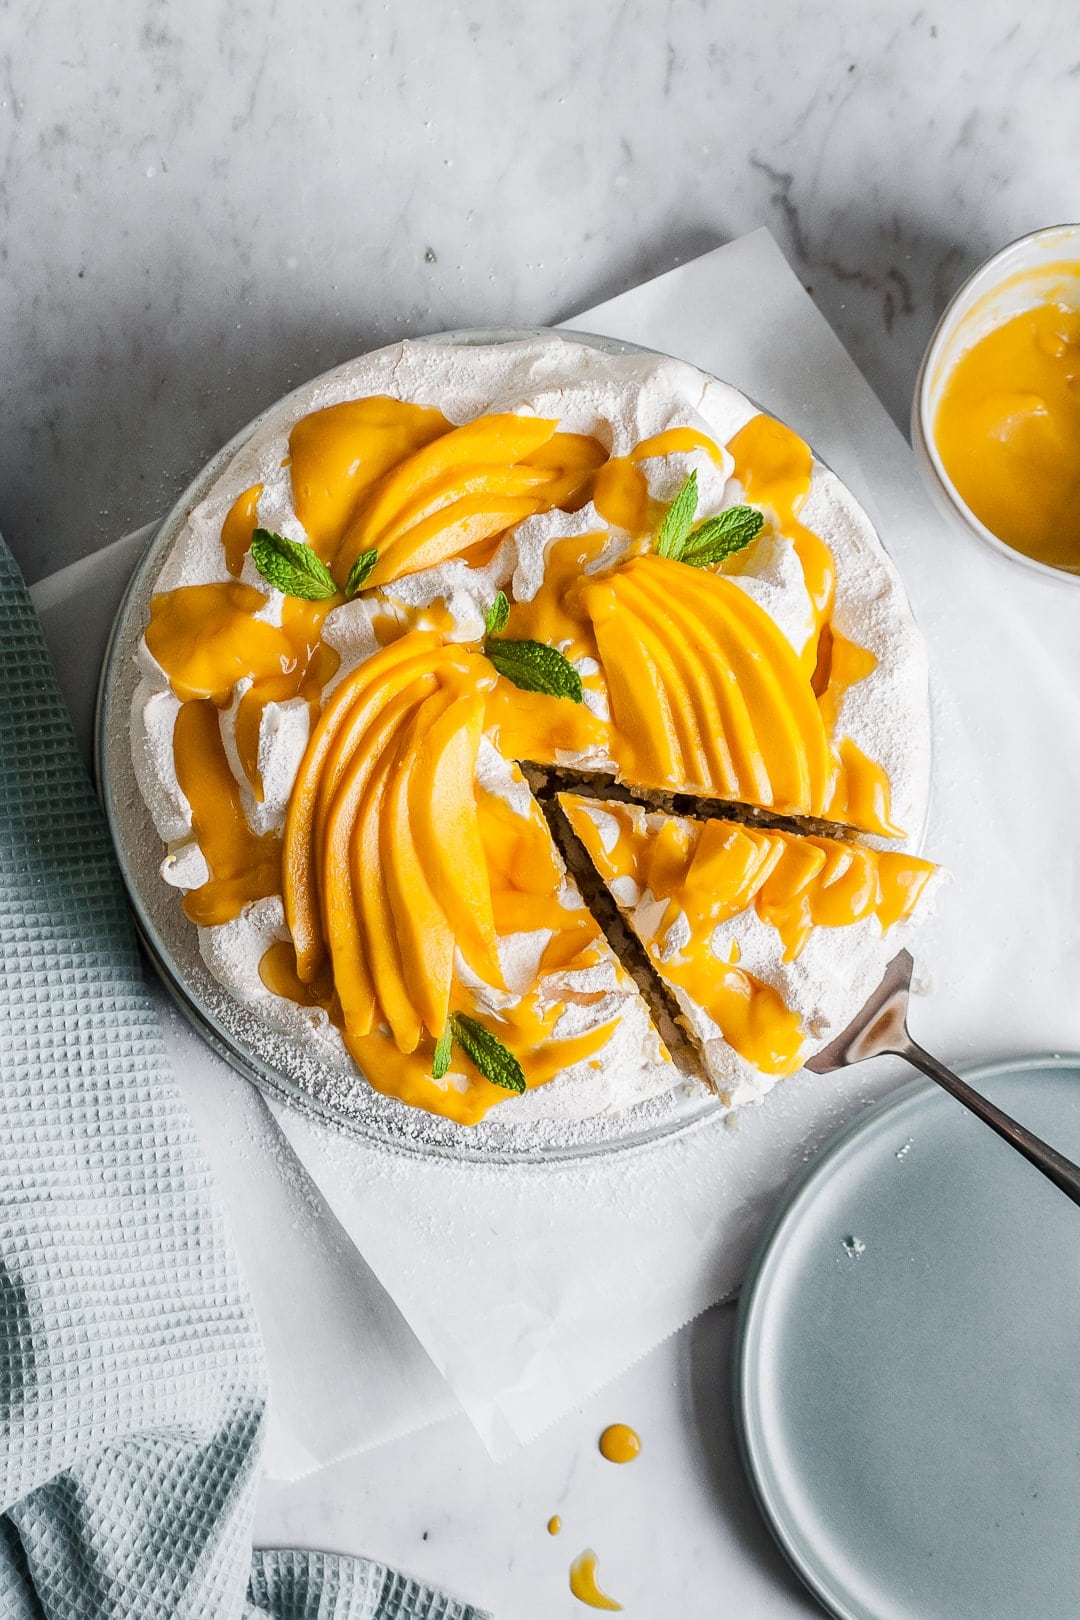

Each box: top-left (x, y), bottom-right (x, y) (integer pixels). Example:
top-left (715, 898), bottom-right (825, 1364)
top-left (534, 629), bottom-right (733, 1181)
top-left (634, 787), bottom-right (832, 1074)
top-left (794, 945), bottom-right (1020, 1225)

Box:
top-left (484, 637), bottom-right (583, 703)
top-left (655, 470), bottom-right (699, 558)
top-left (485, 590), bottom-right (510, 636)
top-left (676, 505), bottom-right (764, 567)
top-left (450, 1013), bottom-right (526, 1093)
top-left (251, 529), bottom-right (338, 600)
top-left (431, 1024), bottom-right (453, 1080)
top-left (345, 548), bottom-right (379, 598)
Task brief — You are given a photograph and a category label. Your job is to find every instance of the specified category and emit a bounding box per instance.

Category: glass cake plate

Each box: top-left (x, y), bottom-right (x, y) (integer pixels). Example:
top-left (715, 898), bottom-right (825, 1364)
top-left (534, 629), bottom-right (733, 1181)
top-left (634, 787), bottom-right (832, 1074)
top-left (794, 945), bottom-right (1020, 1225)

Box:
top-left (96, 327), bottom-right (931, 1163)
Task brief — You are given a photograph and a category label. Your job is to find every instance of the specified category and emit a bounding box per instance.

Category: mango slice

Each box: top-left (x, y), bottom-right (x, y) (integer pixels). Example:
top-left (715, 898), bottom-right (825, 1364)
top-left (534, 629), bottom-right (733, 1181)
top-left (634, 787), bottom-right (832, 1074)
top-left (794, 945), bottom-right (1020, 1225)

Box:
top-left (381, 691), bottom-right (459, 1040)
top-left (364, 494), bottom-right (546, 589)
top-left (350, 731), bottom-right (423, 1053)
top-left (289, 396), bottom-right (451, 560)
top-left (408, 687), bottom-right (503, 987)
top-left (283, 625), bottom-right (503, 1050)
top-left (320, 674), bottom-right (437, 1036)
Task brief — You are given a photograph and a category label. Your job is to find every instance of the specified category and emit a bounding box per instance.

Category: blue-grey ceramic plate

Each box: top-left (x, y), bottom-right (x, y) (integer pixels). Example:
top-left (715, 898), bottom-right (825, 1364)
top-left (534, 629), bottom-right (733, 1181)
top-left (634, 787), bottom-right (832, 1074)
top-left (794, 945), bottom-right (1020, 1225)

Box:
top-left (734, 1056), bottom-right (1080, 1620)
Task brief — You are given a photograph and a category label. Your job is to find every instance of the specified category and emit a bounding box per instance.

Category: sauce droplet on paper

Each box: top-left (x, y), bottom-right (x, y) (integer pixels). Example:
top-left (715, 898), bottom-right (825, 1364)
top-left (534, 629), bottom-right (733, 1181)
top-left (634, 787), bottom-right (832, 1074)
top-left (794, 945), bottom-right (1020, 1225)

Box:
top-left (598, 1423), bottom-right (641, 1464)
top-left (569, 1549), bottom-right (623, 1611)
top-left (547, 1515), bottom-right (562, 1536)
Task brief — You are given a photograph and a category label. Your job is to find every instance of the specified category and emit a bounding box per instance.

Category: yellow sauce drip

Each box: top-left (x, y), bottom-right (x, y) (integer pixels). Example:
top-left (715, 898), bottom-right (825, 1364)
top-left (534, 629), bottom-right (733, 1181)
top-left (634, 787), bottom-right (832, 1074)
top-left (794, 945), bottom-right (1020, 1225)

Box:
top-left (815, 631), bottom-right (901, 839)
top-left (630, 426), bottom-right (725, 464)
top-left (147, 581), bottom-right (339, 807)
top-left (561, 796), bottom-right (935, 1078)
top-left (569, 1550), bottom-right (623, 1612)
top-left (343, 998), bottom-right (616, 1126)
top-left (146, 583), bottom-right (337, 706)
top-left (593, 458), bottom-right (653, 534)
top-left (727, 416), bottom-right (898, 837)
top-left (727, 413), bottom-right (835, 636)
top-left (259, 938), bottom-right (341, 1026)
top-left (503, 530), bottom-right (609, 659)
top-left (221, 484), bottom-right (264, 577)
top-left (172, 700), bottom-right (281, 926)
top-left (548, 1516), bottom-right (562, 1536)
top-left (598, 1423), bottom-right (641, 1463)
top-left (825, 737), bottom-right (903, 839)
top-left (591, 426), bottom-right (723, 535)
top-left (934, 297), bottom-right (1080, 572)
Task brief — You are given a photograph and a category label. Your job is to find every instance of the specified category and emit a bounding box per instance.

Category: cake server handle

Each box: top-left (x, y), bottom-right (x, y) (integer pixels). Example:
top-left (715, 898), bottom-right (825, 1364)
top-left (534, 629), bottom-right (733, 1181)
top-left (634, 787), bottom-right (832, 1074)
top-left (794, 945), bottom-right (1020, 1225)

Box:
top-left (806, 950), bottom-right (1080, 1210)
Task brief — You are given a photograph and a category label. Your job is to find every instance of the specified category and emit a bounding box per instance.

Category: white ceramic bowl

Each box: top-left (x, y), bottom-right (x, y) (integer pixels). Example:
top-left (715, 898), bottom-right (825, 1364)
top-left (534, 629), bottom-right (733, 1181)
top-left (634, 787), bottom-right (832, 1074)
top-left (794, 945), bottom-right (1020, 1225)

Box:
top-left (911, 223), bottom-right (1080, 584)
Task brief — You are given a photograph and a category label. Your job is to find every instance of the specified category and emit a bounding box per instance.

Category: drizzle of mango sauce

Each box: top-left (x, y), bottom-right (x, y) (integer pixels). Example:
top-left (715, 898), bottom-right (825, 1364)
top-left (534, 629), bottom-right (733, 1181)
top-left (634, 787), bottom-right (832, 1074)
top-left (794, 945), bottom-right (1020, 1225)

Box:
top-left (814, 630), bottom-right (901, 837)
top-left (146, 579), bottom-right (339, 803)
top-left (727, 415), bottom-right (902, 838)
top-left (172, 700), bottom-right (282, 927)
top-left (727, 413), bottom-right (834, 643)
top-left (342, 989), bottom-right (617, 1125)
top-left (146, 582), bottom-right (337, 706)
top-left (476, 780), bottom-right (607, 972)
top-left (481, 529), bottom-right (616, 765)
top-left (592, 425), bottom-right (725, 534)
top-left (598, 1423), bottom-right (641, 1463)
top-left (259, 937), bottom-right (342, 1026)
top-left (568, 1551), bottom-right (623, 1612)
top-left (221, 484), bottom-right (263, 577)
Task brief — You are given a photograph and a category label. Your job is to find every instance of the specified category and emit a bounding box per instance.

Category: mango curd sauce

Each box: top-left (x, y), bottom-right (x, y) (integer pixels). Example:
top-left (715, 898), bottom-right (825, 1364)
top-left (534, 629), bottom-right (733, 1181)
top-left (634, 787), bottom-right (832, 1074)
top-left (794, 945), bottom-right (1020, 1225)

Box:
top-left (934, 290), bottom-right (1080, 573)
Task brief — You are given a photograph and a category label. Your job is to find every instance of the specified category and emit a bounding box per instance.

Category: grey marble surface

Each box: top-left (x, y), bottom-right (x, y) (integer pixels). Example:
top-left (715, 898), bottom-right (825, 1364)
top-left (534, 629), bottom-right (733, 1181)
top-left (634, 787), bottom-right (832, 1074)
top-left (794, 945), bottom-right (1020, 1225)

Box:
top-left (4, 0), bottom-right (1078, 582)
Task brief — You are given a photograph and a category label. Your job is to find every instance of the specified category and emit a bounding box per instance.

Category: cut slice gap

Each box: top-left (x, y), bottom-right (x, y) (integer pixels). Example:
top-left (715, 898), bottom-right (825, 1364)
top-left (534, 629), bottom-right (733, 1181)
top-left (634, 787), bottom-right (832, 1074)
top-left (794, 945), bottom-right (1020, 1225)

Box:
top-left (521, 762), bottom-right (868, 846)
top-left (539, 794), bottom-right (708, 1090)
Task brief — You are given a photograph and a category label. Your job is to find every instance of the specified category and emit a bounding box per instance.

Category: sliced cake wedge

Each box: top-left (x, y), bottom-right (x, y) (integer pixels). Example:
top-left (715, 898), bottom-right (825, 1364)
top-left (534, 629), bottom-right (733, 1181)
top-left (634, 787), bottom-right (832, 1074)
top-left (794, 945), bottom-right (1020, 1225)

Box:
top-left (558, 793), bottom-right (940, 1105)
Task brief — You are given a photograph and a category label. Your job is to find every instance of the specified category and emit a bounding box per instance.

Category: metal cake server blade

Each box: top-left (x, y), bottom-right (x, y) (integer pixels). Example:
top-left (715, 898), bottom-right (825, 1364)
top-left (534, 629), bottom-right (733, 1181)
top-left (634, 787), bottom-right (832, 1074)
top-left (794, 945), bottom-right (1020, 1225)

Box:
top-left (806, 950), bottom-right (1080, 1209)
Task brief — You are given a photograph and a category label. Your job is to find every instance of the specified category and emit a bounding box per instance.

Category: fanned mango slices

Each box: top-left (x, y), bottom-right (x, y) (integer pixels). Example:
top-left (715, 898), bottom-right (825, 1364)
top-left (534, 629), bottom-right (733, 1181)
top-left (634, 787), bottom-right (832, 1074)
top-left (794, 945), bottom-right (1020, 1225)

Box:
top-left (334, 414), bottom-right (608, 589)
top-left (283, 630), bottom-right (446, 981)
top-left (282, 628), bottom-right (502, 1049)
top-left (579, 554), bottom-right (833, 818)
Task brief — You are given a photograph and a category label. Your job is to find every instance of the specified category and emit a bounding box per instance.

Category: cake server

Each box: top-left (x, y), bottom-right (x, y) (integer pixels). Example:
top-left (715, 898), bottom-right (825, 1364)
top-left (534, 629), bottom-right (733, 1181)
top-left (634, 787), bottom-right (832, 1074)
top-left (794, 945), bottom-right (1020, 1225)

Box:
top-left (806, 950), bottom-right (1080, 1208)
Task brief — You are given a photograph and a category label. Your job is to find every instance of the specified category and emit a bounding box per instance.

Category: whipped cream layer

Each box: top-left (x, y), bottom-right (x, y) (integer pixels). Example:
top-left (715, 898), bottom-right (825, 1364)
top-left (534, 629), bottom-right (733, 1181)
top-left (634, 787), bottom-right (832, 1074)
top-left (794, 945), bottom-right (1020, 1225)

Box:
top-left (131, 334), bottom-right (933, 1124)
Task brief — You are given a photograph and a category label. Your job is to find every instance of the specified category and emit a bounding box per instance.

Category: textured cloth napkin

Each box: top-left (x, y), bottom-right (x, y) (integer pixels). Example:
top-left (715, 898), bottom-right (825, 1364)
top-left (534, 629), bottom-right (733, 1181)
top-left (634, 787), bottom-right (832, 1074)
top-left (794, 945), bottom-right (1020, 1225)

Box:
top-left (0, 534), bottom-right (488, 1617)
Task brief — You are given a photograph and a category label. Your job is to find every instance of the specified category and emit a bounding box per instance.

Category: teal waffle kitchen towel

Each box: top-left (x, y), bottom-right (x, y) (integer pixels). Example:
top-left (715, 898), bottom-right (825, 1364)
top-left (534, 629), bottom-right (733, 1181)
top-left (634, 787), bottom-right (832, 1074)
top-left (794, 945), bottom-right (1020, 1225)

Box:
top-left (0, 534), bottom-right (489, 1620)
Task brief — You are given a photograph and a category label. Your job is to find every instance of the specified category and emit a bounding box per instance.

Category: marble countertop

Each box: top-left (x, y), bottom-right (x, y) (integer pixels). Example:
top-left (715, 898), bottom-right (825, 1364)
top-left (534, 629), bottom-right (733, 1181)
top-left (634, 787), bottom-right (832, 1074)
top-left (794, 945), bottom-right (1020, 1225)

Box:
top-left (5, 0), bottom-right (1078, 587)
top-left (8, 4), bottom-right (1080, 1615)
